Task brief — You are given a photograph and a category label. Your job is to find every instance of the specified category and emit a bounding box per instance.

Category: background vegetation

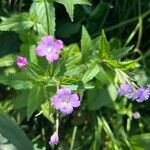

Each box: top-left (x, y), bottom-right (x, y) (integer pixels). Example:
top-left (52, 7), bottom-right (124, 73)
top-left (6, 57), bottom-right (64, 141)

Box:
top-left (0, 0), bottom-right (150, 150)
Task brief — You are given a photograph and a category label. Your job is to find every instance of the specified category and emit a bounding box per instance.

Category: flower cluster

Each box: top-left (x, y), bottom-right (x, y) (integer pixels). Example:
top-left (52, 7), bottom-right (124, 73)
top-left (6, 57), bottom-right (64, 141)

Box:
top-left (36, 35), bottom-right (63, 62)
top-left (51, 88), bottom-right (81, 115)
top-left (16, 36), bottom-right (81, 146)
top-left (118, 83), bottom-right (150, 102)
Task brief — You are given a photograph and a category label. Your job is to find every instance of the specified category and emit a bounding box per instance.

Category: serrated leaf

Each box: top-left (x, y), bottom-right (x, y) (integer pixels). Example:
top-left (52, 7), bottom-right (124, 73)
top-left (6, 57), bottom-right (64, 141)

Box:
top-left (30, 1), bottom-right (55, 35)
top-left (27, 86), bottom-right (47, 119)
top-left (82, 63), bottom-right (100, 83)
top-left (111, 45), bottom-right (134, 59)
top-left (0, 113), bottom-right (33, 150)
top-left (81, 26), bottom-right (92, 61)
top-left (99, 30), bottom-right (110, 58)
top-left (55, 0), bottom-right (90, 21)
top-left (0, 13), bottom-right (34, 31)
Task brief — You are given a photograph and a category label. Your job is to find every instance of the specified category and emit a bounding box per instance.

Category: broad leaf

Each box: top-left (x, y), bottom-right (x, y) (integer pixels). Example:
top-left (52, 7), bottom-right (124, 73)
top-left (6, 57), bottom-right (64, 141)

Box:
top-left (87, 84), bottom-right (117, 111)
top-left (27, 86), bottom-right (47, 119)
top-left (82, 63), bottom-right (100, 83)
top-left (0, 13), bottom-right (34, 31)
top-left (30, 1), bottom-right (55, 35)
top-left (0, 71), bottom-right (34, 90)
top-left (0, 113), bottom-right (33, 150)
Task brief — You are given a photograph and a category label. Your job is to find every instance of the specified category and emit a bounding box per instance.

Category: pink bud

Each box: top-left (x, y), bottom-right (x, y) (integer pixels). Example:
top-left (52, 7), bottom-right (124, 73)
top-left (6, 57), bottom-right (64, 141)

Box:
top-left (49, 131), bottom-right (59, 145)
top-left (16, 56), bottom-right (27, 68)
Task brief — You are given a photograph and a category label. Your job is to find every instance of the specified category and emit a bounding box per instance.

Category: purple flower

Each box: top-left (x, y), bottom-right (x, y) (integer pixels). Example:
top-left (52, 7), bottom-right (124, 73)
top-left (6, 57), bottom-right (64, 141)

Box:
top-left (132, 87), bottom-right (150, 102)
top-left (16, 56), bottom-right (27, 68)
top-left (36, 35), bottom-right (63, 62)
top-left (49, 131), bottom-right (59, 145)
top-left (133, 112), bottom-right (140, 119)
top-left (51, 88), bottom-right (81, 115)
top-left (118, 84), bottom-right (133, 98)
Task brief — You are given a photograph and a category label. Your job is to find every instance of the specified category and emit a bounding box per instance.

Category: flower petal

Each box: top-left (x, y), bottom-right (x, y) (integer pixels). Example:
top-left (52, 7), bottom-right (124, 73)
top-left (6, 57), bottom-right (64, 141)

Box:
top-left (36, 44), bottom-right (47, 56)
top-left (70, 94), bottom-right (80, 107)
top-left (46, 53), bottom-right (59, 62)
top-left (59, 103), bottom-right (73, 115)
top-left (41, 35), bottom-right (54, 45)
top-left (57, 88), bottom-right (72, 97)
top-left (54, 40), bottom-right (63, 51)
top-left (49, 131), bottom-right (59, 145)
top-left (51, 96), bottom-right (61, 109)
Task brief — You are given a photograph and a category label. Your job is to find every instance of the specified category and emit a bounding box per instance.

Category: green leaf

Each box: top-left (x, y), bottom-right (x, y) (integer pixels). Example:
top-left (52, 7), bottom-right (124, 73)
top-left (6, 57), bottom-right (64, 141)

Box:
top-left (0, 54), bottom-right (15, 67)
top-left (81, 26), bottom-right (92, 61)
top-left (111, 45), bottom-right (134, 59)
top-left (30, 1), bottom-right (55, 35)
top-left (0, 71), bottom-right (34, 90)
top-left (0, 113), bottom-right (33, 150)
top-left (130, 133), bottom-right (150, 150)
top-left (13, 90), bottom-right (29, 109)
top-left (27, 86), bottom-right (47, 119)
top-left (87, 84), bottom-right (117, 111)
top-left (65, 64), bottom-right (86, 77)
top-left (0, 13), bottom-right (35, 31)
top-left (82, 63), bottom-right (100, 83)
top-left (55, 0), bottom-right (90, 21)
top-left (55, 0), bottom-right (74, 21)
top-left (99, 30), bottom-right (110, 58)
top-left (96, 66), bottom-right (111, 85)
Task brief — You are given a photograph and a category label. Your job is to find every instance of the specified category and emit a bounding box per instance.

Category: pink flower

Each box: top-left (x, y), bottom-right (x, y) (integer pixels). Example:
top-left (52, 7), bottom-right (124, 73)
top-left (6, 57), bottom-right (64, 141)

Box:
top-left (16, 56), bottom-right (27, 68)
top-left (36, 35), bottom-right (63, 62)
top-left (49, 131), bottom-right (59, 145)
top-left (51, 88), bottom-right (81, 115)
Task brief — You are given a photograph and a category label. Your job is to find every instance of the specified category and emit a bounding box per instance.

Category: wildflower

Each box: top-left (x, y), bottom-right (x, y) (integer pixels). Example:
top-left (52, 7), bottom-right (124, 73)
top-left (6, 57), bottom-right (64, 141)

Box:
top-left (49, 131), bottom-right (59, 145)
top-left (132, 87), bottom-right (150, 102)
top-left (51, 88), bottom-right (81, 115)
top-left (16, 56), bottom-right (27, 68)
top-left (133, 112), bottom-right (140, 119)
top-left (118, 84), bottom-right (133, 98)
top-left (36, 35), bottom-right (63, 62)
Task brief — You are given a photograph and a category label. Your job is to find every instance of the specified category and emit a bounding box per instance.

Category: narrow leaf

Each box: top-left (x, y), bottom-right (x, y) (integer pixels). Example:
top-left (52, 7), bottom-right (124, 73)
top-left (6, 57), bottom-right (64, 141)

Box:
top-left (99, 30), bottom-right (110, 58)
top-left (81, 26), bottom-right (92, 61)
top-left (82, 63), bottom-right (100, 83)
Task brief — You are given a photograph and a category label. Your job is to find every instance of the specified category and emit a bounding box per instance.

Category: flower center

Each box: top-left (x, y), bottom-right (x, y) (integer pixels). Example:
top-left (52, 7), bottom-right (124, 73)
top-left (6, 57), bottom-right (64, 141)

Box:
top-left (62, 98), bottom-right (69, 105)
top-left (47, 47), bottom-right (53, 54)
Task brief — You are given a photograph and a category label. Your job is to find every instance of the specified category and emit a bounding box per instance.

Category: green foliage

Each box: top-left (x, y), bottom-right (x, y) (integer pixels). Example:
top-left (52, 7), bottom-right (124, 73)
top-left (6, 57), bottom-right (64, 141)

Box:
top-left (0, 13), bottom-right (35, 31)
top-left (27, 86), bottom-right (47, 119)
top-left (30, 0), bottom-right (55, 35)
top-left (99, 30), bottom-right (110, 58)
top-left (0, 0), bottom-right (150, 149)
top-left (0, 113), bottom-right (33, 150)
top-left (55, 0), bottom-right (90, 21)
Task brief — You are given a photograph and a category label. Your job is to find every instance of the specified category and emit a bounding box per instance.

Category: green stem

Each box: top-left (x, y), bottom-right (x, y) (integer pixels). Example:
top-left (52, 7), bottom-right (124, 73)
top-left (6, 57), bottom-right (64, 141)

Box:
top-left (70, 126), bottom-right (78, 150)
top-left (44, 0), bottom-right (50, 34)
